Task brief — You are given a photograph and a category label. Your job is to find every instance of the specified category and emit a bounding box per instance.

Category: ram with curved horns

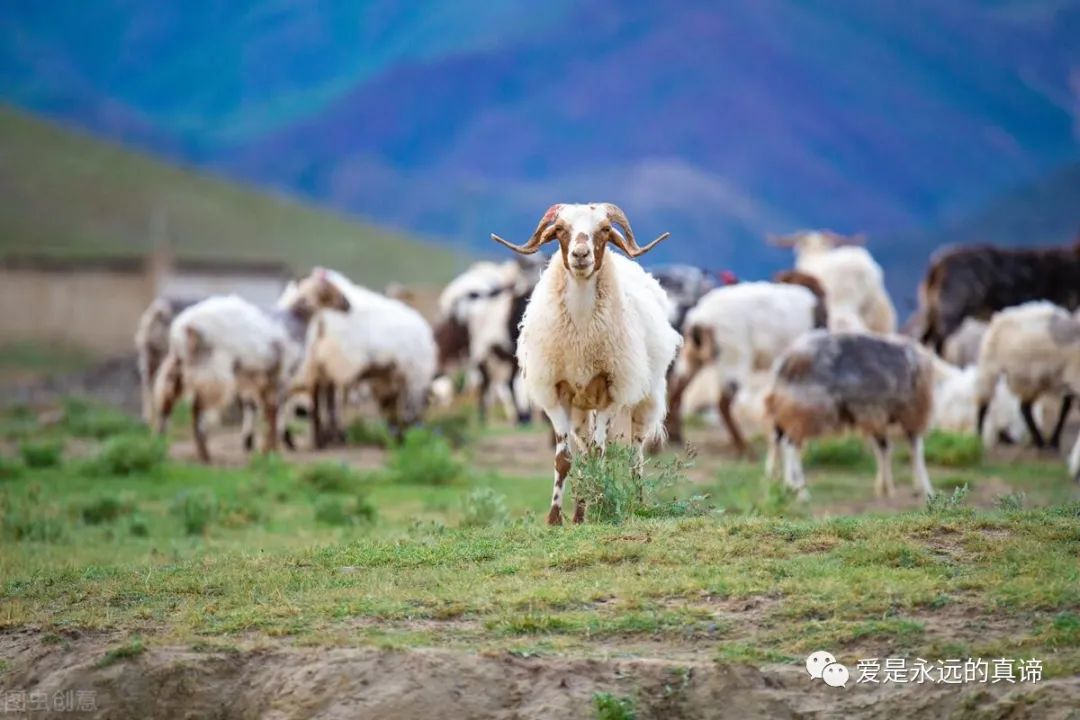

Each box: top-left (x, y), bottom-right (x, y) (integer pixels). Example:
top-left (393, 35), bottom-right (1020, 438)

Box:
top-left (491, 203), bottom-right (682, 525)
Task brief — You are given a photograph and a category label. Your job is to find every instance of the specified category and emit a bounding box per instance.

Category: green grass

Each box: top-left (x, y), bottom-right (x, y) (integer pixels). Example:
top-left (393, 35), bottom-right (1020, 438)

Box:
top-left (0, 341), bottom-right (95, 381)
top-left (18, 438), bottom-right (63, 468)
top-left (594, 692), bottom-right (637, 720)
top-left (0, 106), bottom-right (463, 287)
top-left (2, 405), bottom-right (1080, 678)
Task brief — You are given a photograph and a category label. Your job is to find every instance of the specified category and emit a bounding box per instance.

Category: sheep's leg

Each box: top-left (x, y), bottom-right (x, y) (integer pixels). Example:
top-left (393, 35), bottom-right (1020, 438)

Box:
top-left (664, 363), bottom-right (700, 445)
top-left (476, 362), bottom-right (491, 425)
top-left (1047, 394), bottom-right (1074, 450)
top-left (154, 355), bottom-right (183, 436)
top-left (871, 435), bottom-right (894, 498)
top-left (1068, 431), bottom-right (1080, 483)
top-left (192, 393), bottom-right (211, 464)
top-left (718, 382), bottom-right (747, 456)
top-left (311, 380), bottom-right (325, 449)
top-left (241, 399), bottom-right (256, 452)
top-left (909, 433), bottom-right (933, 497)
top-left (780, 437), bottom-right (808, 500)
top-left (765, 426), bottom-right (782, 479)
top-left (325, 382), bottom-right (345, 445)
top-left (975, 401), bottom-right (989, 442)
top-left (260, 387), bottom-right (280, 455)
top-left (1020, 400), bottom-right (1046, 448)
top-left (546, 404), bottom-right (574, 526)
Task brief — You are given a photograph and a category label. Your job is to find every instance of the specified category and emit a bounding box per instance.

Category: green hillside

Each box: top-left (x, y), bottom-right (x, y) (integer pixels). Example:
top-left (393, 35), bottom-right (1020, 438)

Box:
top-left (0, 106), bottom-right (463, 286)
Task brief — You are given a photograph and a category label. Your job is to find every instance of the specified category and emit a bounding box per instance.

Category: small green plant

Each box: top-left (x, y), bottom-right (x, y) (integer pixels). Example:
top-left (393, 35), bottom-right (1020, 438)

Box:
top-left (927, 483), bottom-right (970, 514)
top-left (386, 428), bottom-right (463, 485)
top-left (248, 452), bottom-right (294, 483)
top-left (299, 461), bottom-right (364, 493)
top-left (19, 439), bottom-right (63, 468)
top-left (61, 398), bottom-right (143, 438)
top-left (80, 494), bottom-right (133, 525)
top-left (85, 434), bottom-right (167, 476)
top-left (97, 636), bottom-right (145, 667)
top-left (345, 418), bottom-right (392, 448)
top-left (171, 489), bottom-right (218, 535)
top-left (593, 692), bottom-right (636, 720)
top-left (0, 455), bottom-right (23, 481)
top-left (803, 436), bottom-right (868, 468)
top-left (459, 487), bottom-right (509, 528)
top-left (996, 491), bottom-right (1026, 512)
top-left (313, 493), bottom-right (377, 527)
top-left (572, 444), bottom-right (697, 524)
top-left (923, 430), bottom-right (982, 467)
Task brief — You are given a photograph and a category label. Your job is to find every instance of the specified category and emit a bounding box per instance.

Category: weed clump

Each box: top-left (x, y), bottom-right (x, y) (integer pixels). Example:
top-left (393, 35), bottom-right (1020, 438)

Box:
top-left (19, 439), bottom-right (63, 469)
top-left (171, 489), bottom-right (218, 535)
top-left (314, 493), bottom-right (377, 527)
top-left (299, 461), bottom-right (364, 493)
top-left (572, 444), bottom-right (703, 524)
top-left (386, 428), bottom-right (463, 485)
top-left (803, 436), bottom-right (868, 468)
top-left (85, 434), bottom-right (167, 476)
top-left (459, 487), bottom-right (509, 528)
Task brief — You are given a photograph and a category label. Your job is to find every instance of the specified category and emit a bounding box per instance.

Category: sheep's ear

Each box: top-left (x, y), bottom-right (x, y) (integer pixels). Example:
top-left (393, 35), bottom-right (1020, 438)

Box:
top-left (317, 278), bottom-right (351, 312)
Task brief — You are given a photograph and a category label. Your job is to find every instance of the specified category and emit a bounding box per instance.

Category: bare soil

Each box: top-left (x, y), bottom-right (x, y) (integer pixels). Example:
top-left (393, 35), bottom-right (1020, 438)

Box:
top-left (2, 629), bottom-right (1078, 720)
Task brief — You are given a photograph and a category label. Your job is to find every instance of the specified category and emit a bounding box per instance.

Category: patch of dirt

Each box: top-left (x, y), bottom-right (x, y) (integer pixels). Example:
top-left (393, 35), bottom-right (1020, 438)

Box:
top-left (1, 356), bottom-right (140, 413)
top-left (2, 629), bottom-right (1078, 719)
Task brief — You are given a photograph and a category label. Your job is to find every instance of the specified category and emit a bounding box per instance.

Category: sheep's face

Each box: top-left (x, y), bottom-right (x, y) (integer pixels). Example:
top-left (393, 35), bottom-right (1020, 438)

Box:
top-left (293, 270), bottom-right (351, 313)
top-left (551, 204), bottom-right (616, 280)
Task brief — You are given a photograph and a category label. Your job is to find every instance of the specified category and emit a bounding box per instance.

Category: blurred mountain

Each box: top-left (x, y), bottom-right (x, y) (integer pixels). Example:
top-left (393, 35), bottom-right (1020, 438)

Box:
top-left (2, 0), bottom-right (1078, 289)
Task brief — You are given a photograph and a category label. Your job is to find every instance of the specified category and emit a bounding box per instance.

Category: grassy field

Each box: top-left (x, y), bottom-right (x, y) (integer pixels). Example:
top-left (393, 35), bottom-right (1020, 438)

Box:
top-left (2, 399), bottom-right (1079, 690)
top-left (0, 106), bottom-right (464, 287)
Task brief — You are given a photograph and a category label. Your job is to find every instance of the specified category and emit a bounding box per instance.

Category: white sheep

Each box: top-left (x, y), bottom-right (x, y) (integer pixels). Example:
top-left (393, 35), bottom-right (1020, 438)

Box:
top-left (765, 331), bottom-right (935, 499)
top-left (491, 203), bottom-right (681, 525)
top-left (975, 301), bottom-right (1079, 452)
top-left (153, 294), bottom-right (296, 463)
top-left (135, 297), bottom-right (193, 424)
top-left (772, 230), bottom-right (897, 334)
top-left (290, 268), bottom-right (437, 438)
top-left (929, 356), bottom-right (1030, 445)
top-left (941, 317), bottom-right (988, 368)
top-left (669, 281), bottom-right (824, 453)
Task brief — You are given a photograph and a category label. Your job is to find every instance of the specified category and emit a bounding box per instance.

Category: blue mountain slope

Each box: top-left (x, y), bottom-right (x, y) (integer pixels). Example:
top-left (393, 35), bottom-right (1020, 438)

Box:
top-left (1, 0), bottom-right (1077, 291)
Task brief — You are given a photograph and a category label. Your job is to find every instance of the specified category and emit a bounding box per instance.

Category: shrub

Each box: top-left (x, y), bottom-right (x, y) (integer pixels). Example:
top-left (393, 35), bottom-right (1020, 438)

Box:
top-left (803, 436), bottom-right (868, 468)
top-left (923, 430), bottom-right (982, 468)
top-left (299, 461), bottom-right (363, 493)
top-left (314, 493), bottom-right (377, 527)
top-left (459, 487), bottom-right (509, 528)
top-left (19, 439), bottom-right (63, 468)
top-left (80, 494), bottom-right (133, 525)
top-left (345, 418), bottom-right (392, 448)
top-left (171, 489), bottom-right (218, 535)
top-left (386, 428), bottom-right (462, 485)
top-left (593, 692), bottom-right (636, 720)
top-left (61, 398), bottom-right (143, 439)
top-left (995, 491), bottom-right (1026, 512)
top-left (86, 434), bottom-right (167, 476)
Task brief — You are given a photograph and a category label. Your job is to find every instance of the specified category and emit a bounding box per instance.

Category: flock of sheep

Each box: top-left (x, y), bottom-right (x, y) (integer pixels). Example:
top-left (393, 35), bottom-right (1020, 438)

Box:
top-left (134, 202), bottom-right (1080, 524)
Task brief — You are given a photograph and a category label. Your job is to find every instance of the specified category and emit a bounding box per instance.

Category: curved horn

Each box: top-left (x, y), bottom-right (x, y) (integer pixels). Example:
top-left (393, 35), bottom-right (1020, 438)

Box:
top-left (491, 204), bottom-right (563, 255)
top-left (603, 203), bottom-right (669, 258)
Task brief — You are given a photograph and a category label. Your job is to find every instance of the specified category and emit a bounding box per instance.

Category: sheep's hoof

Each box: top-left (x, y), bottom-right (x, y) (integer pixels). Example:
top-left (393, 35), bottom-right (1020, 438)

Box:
top-left (283, 429), bottom-right (296, 451)
top-left (242, 434), bottom-right (254, 452)
top-left (546, 506), bottom-right (563, 526)
top-left (572, 504), bottom-right (586, 524)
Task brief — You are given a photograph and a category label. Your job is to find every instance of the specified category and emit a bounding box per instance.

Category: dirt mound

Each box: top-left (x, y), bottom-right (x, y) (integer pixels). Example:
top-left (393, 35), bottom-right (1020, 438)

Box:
top-left (2, 631), bottom-right (1078, 719)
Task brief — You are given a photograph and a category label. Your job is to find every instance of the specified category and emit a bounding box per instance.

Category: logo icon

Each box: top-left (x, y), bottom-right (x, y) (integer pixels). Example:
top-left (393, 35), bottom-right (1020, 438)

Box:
top-left (806, 650), bottom-right (848, 689)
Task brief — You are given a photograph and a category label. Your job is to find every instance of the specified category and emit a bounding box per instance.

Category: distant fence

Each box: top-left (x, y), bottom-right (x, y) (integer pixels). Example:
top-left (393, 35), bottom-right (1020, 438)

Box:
top-left (0, 253), bottom-right (290, 355)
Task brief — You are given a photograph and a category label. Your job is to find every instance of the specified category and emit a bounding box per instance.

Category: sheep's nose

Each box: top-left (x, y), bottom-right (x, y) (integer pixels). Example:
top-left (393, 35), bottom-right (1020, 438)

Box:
top-left (571, 244), bottom-right (590, 259)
